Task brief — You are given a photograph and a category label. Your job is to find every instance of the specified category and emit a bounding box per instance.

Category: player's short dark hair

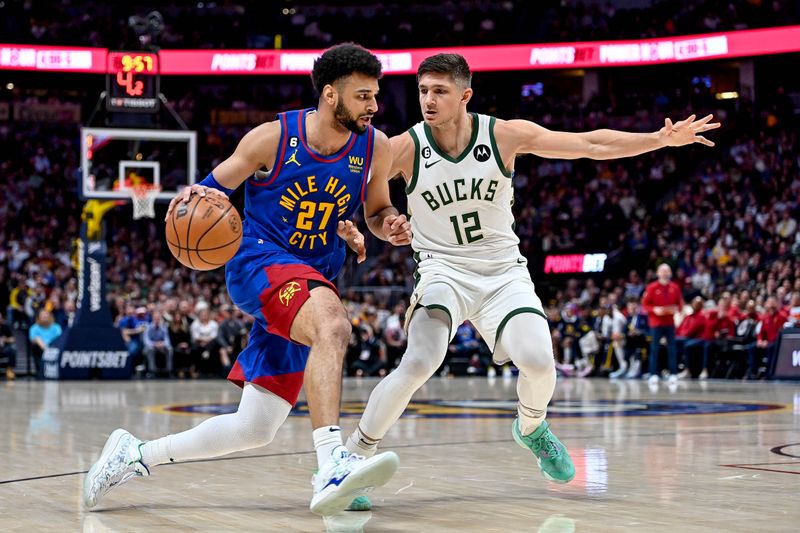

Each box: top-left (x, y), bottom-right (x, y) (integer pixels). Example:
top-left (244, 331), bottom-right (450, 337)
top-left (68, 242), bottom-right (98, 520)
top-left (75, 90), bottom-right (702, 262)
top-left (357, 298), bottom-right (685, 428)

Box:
top-left (311, 43), bottom-right (382, 95)
top-left (417, 53), bottom-right (472, 88)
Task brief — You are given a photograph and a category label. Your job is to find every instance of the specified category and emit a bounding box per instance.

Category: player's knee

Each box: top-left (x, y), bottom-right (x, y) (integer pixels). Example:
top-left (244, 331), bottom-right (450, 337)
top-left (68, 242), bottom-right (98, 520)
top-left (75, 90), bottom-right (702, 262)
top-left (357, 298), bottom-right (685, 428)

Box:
top-left (514, 344), bottom-right (555, 375)
top-left (511, 324), bottom-right (555, 374)
top-left (398, 352), bottom-right (440, 381)
top-left (318, 314), bottom-right (352, 352)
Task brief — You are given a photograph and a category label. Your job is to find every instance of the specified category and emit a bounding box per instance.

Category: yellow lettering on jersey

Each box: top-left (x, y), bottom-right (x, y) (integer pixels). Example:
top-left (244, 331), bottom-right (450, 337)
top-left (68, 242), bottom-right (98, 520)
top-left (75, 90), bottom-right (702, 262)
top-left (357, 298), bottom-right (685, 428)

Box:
top-left (325, 176), bottom-right (339, 194)
top-left (289, 230), bottom-right (328, 250)
top-left (279, 196), bottom-right (296, 211)
top-left (292, 175), bottom-right (318, 197)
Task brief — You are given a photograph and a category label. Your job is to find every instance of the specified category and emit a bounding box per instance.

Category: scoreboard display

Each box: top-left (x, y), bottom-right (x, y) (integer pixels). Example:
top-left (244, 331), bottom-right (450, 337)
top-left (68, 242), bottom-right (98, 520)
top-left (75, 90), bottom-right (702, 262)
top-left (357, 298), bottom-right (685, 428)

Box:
top-left (106, 51), bottom-right (160, 112)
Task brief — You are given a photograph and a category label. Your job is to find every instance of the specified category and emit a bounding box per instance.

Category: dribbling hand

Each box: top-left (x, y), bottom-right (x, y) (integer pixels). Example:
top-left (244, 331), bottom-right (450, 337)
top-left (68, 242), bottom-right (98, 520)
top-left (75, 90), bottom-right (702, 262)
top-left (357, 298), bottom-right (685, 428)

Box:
top-left (165, 185), bottom-right (229, 221)
top-left (382, 214), bottom-right (412, 246)
top-left (338, 220), bottom-right (366, 263)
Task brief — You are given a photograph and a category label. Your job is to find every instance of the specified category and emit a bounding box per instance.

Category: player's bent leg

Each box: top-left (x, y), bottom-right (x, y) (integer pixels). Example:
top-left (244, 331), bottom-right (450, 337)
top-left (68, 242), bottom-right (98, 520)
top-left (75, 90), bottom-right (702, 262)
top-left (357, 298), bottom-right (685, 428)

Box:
top-left (289, 286), bottom-right (399, 515)
top-left (84, 383), bottom-right (291, 509)
top-left (500, 313), bottom-right (575, 484)
top-left (347, 306), bottom-right (451, 458)
top-left (290, 284), bottom-right (351, 430)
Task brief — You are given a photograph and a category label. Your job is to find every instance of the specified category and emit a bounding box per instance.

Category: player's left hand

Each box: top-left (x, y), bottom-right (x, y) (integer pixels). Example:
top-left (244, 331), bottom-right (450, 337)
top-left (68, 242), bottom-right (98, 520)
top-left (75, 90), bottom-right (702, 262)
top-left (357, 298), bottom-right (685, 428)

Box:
top-left (659, 114), bottom-right (721, 147)
top-left (337, 220), bottom-right (366, 263)
top-left (383, 214), bottom-right (412, 246)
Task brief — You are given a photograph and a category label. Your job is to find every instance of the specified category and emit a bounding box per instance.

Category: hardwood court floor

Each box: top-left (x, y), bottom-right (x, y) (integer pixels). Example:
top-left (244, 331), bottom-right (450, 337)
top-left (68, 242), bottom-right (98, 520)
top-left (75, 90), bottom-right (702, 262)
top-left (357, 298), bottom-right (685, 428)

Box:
top-left (1, 377), bottom-right (798, 532)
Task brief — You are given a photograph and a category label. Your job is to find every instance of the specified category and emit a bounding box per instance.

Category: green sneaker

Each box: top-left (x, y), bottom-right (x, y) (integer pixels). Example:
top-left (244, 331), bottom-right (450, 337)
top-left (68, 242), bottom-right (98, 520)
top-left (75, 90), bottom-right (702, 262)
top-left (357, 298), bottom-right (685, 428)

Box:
top-left (346, 495), bottom-right (372, 511)
top-left (512, 419), bottom-right (575, 484)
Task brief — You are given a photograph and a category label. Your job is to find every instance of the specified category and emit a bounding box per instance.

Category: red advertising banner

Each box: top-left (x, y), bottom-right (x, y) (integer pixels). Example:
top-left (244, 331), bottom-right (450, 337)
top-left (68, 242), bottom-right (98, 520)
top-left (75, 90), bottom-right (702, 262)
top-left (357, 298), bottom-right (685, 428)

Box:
top-left (2, 25), bottom-right (799, 75)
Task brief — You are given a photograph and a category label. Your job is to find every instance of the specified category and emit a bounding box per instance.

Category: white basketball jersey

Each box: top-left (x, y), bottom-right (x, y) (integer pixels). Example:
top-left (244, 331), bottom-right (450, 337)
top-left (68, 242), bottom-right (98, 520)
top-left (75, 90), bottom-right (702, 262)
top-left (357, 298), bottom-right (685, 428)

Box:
top-left (406, 113), bottom-right (519, 263)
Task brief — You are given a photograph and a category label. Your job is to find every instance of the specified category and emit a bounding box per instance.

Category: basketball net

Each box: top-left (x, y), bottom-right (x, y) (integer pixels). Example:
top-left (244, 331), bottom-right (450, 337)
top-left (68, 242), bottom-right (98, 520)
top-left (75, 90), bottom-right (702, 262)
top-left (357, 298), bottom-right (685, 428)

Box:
top-left (129, 184), bottom-right (161, 219)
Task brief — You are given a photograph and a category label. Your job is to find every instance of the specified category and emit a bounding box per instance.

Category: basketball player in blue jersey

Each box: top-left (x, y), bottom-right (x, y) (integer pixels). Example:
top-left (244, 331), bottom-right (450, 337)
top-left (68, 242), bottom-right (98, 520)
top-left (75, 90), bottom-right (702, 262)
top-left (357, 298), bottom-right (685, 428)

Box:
top-left (84, 43), bottom-right (412, 517)
top-left (345, 54), bottom-right (720, 490)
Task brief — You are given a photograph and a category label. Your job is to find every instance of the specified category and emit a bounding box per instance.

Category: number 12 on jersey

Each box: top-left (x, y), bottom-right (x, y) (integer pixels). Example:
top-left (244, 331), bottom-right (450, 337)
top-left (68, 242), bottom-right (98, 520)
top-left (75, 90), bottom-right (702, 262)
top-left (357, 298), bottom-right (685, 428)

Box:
top-left (449, 211), bottom-right (483, 244)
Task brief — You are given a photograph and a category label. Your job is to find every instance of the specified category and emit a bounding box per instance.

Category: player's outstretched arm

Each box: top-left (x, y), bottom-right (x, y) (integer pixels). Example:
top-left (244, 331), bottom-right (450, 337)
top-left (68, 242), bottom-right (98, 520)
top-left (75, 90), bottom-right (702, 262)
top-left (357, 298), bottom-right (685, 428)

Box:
top-left (498, 114), bottom-right (720, 161)
top-left (165, 120), bottom-right (280, 219)
top-left (363, 130), bottom-right (412, 246)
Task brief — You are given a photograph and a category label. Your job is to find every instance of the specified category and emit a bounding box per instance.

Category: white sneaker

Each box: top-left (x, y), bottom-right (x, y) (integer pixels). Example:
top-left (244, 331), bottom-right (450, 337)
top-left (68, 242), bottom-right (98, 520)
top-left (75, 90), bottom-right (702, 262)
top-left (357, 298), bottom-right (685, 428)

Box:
top-left (677, 368), bottom-right (690, 379)
top-left (609, 361), bottom-right (628, 379)
top-left (624, 360), bottom-right (641, 379)
top-left (647, 374), bottom-right (659, 385)
top-left (310, 452), bottom-right (399, 516)
top-left (698, 369), bottom-right (709, 380)
top-left (83, 429), bottom-right (150, 509)
top-left (667, 374), bottom-right (678, 384)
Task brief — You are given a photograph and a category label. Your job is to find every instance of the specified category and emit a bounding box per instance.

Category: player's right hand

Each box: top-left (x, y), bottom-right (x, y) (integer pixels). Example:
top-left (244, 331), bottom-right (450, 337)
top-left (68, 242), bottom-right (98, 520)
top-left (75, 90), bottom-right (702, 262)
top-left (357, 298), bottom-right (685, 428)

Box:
top-left (337, 220), bottom-right (366, 263)
top-left (165, 185), bottom-right (228, 221)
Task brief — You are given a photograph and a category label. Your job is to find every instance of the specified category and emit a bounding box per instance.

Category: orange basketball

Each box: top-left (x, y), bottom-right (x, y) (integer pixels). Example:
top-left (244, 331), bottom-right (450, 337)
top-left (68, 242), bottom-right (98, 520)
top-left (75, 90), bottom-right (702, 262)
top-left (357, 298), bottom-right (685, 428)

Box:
top-left (165, 194), bottom-right (242, 271)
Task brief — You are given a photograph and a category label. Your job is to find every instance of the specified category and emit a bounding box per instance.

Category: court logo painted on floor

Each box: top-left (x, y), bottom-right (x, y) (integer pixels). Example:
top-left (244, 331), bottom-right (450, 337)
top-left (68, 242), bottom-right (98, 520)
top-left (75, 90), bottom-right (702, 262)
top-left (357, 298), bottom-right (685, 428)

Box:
top-left (158, 399), bottom-right (784, 418)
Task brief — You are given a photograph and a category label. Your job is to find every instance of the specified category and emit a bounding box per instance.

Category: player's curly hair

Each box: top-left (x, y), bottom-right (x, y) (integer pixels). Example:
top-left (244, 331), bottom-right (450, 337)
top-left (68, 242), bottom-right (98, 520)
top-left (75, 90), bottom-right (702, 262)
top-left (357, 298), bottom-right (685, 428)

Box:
top-left (311, 43), bottom-right (382, 95)
top-left (417, 53), bottom-right (472, 88)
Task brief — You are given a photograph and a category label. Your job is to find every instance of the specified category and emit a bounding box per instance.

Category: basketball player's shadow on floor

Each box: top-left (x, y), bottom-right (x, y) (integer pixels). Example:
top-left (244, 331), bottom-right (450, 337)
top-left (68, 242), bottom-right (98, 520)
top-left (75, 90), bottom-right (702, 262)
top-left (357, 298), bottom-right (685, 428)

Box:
top-left (83, 507), bottom-right (374, 533)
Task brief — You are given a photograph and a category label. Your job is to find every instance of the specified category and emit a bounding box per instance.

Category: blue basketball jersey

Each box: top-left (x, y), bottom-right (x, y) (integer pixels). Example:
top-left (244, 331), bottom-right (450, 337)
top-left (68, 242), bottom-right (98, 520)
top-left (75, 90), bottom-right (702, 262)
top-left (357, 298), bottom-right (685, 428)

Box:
top-left (242, 108), bottom-right (375, 280)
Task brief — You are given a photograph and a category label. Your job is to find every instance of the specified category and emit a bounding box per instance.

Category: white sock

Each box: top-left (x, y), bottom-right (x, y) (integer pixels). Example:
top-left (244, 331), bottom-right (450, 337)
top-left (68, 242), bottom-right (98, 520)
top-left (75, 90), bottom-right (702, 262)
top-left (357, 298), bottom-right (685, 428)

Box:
top-left (140, 383), bottom-right (290, 467)
top-left (313, 426), bottom-right (348, 467)
top-left (346, 426), bottom-right (380, 458)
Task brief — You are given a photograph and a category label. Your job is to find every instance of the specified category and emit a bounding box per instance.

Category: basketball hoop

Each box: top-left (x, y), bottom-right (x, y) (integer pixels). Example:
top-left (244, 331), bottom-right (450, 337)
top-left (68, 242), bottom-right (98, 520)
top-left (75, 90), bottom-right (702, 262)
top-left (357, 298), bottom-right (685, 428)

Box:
top-left (129, 184), bottom-right (161, 219)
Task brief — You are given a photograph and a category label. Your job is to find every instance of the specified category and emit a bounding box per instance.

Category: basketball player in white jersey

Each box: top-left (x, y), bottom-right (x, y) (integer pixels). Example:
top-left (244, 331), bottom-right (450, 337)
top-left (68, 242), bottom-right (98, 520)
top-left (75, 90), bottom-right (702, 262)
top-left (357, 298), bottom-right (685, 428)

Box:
top-left (346, 53), bottom-right (720, 484)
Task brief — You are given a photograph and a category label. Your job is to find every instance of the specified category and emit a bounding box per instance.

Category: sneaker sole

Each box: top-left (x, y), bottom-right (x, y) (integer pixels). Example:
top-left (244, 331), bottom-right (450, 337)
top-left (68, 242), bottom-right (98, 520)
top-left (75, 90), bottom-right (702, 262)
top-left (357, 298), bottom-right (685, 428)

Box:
top-left (310, 452), bottom-right (399, 516)
top-left (83, 428), bottom-right (129, 508)
top-left (511, 422), bottom-right (574, 484)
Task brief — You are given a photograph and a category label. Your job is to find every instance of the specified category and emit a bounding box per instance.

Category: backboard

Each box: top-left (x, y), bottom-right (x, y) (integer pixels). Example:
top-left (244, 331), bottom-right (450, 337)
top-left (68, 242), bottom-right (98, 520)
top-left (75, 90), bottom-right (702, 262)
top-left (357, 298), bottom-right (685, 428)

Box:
top-left (80, 127), bottom-right (197, 202)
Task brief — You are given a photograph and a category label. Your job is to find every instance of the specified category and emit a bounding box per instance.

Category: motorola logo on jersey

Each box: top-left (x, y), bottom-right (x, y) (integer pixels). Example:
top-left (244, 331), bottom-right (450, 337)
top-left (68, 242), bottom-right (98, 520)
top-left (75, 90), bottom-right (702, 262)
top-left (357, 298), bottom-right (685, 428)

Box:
top-left (473, 144), bottom-right (491, 162)
top-left (278, 281), bottom-right (302, 306)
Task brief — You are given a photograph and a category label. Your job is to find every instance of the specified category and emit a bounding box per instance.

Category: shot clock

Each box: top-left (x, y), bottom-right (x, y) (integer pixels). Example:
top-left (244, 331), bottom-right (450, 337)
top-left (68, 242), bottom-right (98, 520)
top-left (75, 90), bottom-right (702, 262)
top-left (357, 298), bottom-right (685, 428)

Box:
top-left (106, 51), bottom-right (160, 113)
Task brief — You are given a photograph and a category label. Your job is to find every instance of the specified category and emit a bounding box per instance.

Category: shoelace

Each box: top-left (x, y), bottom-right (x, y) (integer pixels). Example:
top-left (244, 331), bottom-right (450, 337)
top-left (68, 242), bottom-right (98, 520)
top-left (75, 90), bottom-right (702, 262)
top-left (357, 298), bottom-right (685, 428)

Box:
top-left (536, 432), bottom-right (563, 458)
top-left (330, 453), bottom-right (367, 478)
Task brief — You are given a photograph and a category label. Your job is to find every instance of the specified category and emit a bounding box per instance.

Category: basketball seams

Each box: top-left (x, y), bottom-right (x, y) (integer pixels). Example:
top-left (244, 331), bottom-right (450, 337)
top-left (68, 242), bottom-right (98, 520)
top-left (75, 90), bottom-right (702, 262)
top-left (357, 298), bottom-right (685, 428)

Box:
top-left (184, 197), bottom-right (202, 269)
top-left (167, 195), bottom-right (242, 271)
top-left (169, 206), bottom-right (183, 260)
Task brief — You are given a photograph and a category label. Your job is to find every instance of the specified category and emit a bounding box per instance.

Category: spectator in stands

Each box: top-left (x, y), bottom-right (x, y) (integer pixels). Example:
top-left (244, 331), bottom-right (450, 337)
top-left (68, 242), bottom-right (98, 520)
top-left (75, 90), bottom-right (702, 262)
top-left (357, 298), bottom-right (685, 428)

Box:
top-left (117, 304), bottom-right (148, 366)
top-left (168, 307), bottom-right (194, 378)
top-left (675, 296), bottom-right (707, 378)
top-left (218, 305), bottom-right (249, 361)
top-left (383, 301), bottom-right (407, 371)
top-left (746, 296), bottom-right (789, 379)
top-left (142, 311), bottom-right (173, 377)
top-left (28, 309), bottom-right (62, 378)
top-left (699, 296), bottom-right (737, 380)
top-left (190, 302), bottom-right (230, 377)
top-left (1, 314), bottom-right (16, 380)
top-left (351, 323), bottom-right (387, 377)
top-left (623, 298), bottom-right (649, 379)
top-left (642, 264), bottom-right (684, 384)
top-left (604, 301), bottom-right (630, 379)
top-left (445, 322), bottom-right (481, 376)
top-left (785, 292), bottom-right (800, 328)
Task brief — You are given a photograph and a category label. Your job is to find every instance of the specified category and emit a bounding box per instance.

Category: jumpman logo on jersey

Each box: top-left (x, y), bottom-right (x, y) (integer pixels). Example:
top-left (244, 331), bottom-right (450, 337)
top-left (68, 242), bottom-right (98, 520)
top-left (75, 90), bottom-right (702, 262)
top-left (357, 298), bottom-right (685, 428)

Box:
top-left (285, 149), bottom-right (301, 167)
